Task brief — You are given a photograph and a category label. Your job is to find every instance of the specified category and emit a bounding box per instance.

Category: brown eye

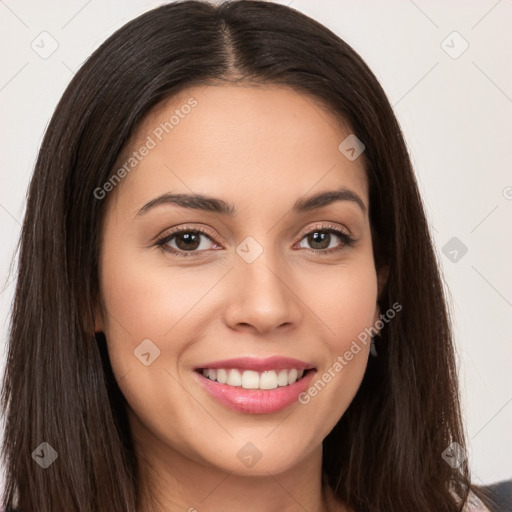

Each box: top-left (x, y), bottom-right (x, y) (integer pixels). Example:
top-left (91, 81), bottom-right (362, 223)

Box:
top-left (296, 225), bottom-right (355, 255)
top-left (173, 231), bottom-right (203, 251)
top-left (304, 230), bottom-right (333, 250)
top-left (155, 227), bottom-right (219, 257)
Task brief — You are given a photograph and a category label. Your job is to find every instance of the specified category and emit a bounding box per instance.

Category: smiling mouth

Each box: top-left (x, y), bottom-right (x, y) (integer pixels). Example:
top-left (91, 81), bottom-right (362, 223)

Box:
top-left (195, 368), bottom-right (313, 390)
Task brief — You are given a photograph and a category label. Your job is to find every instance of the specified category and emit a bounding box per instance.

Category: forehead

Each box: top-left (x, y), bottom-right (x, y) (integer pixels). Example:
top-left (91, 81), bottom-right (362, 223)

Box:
top-left (110, 84), bottom-right (368, 215)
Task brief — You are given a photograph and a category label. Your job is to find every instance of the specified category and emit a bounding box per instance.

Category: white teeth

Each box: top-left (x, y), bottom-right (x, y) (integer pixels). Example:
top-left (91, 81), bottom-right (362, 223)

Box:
top-left (259, 370), bottom-right (278, 389)
top-left (227, 369), bottom-right (242, 387)
top-left (277, 369), bottom-right (289, 387)
top-left (241, 370), bottom-right (259, 389)
top-left (201, 368), bottom-right (306, 389)
top-left (287, 368), bottom-right (298, 385)
top-left (216, 368), bottom-right (228, 384)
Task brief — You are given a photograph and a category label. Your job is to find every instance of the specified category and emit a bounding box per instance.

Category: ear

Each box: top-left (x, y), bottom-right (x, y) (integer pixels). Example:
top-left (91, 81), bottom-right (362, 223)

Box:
top-left (376, 264), bottom-right (389, 297)
top-left (372, 264), bottom-right (389, 328)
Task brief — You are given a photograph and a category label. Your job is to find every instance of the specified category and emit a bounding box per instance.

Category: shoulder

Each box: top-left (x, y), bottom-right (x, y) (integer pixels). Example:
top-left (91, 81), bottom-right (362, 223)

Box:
top-left (473, 479), bottom-right (512, 512)
top-left (462, 490), bottom-right (491, 511)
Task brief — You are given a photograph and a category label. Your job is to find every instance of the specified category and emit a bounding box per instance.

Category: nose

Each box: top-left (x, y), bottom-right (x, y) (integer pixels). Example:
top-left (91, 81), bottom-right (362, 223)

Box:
top-left (223, 244), bottom-right (302, 335)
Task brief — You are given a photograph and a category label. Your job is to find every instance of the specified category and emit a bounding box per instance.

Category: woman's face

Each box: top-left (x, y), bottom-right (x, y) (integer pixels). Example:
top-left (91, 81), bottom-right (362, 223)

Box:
top-left (96, 84), bottom-right (380, 476)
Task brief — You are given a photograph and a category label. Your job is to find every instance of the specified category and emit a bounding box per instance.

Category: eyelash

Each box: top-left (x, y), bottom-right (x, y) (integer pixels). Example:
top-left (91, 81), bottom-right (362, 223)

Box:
top-left (154, 223), bottom-right (356, 258)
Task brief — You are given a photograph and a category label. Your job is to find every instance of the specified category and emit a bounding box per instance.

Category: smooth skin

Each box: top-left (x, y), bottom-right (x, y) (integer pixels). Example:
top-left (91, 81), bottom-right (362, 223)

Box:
top-left (95, 84), bottom-right (385, 512)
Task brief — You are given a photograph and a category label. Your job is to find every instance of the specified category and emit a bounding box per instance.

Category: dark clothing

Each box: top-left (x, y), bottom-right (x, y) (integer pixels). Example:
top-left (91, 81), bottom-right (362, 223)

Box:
top-left (479, 479), bottom-right (512, 511)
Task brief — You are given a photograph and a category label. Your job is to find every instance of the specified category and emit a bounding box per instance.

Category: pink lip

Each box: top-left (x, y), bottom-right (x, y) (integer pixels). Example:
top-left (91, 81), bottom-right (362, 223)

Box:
top-left (193, 368), bottom-right (317, 415)
top-left (195, 356), bottom-right (314, 372)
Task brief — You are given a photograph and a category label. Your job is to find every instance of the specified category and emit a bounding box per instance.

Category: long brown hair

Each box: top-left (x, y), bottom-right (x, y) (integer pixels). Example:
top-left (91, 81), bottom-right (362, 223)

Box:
top-left (0, 1), bottom-right (489, 510)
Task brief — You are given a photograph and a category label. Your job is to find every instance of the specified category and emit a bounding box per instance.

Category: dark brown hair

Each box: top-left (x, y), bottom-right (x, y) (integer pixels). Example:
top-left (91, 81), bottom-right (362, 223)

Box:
top-left (0, 1), bottom-right (490, 510)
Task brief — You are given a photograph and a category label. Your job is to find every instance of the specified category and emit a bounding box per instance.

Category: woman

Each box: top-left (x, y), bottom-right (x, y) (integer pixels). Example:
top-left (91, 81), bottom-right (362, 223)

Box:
top-left (0, 1), bottom-right (500, 510)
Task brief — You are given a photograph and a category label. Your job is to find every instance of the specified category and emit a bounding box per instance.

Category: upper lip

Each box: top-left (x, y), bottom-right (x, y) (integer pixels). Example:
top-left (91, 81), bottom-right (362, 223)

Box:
top-left (195, 356), bottom-right (315, 372)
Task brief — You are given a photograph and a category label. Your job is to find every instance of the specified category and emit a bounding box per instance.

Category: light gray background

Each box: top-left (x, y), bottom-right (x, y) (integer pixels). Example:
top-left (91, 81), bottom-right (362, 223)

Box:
top-left (1, 0), bottom-right (511, 493)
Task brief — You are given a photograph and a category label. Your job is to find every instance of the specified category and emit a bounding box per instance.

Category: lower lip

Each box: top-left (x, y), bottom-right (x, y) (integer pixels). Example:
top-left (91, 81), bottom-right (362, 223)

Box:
top-left (194, 370), bottom-right (316, 414)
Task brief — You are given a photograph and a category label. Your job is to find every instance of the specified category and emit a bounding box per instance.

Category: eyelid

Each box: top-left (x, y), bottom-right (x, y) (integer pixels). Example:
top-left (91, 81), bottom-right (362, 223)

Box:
top-left (296, 221), bottom-right (351, 239)
top-left (166, 223), bottom-right (217, 239)
top-left (153, 223), bottom-right (220, 245)
top-left (155, 221), bottom-right (352, 243)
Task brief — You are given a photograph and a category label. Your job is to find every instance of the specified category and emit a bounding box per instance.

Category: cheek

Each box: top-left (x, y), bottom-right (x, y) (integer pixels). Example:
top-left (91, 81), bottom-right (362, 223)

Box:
top-left (298, 257), bottom-right (378, 348)
top-left (99, 232), bottom-right (208, 339)
top-left (98, 247), bottom-right (203, 443)
top-left (294, 256), bottom-right (377, 430)
top-left (98, 240), bottom-right (229, 385)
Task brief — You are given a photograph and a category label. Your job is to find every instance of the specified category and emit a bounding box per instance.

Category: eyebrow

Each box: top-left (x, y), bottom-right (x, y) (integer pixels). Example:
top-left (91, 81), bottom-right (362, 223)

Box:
top-left (135, 186), bottom-right (366, 218)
